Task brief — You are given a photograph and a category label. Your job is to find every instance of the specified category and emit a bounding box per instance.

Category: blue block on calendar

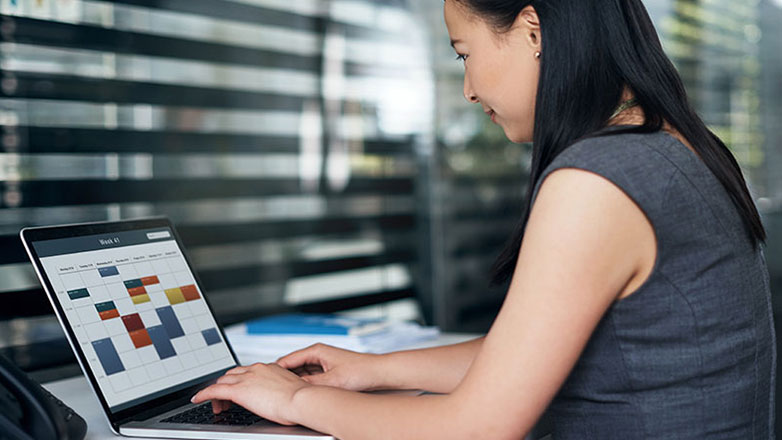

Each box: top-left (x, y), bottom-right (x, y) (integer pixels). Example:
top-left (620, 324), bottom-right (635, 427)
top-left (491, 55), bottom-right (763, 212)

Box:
top-left (201, 328), bottom-right (221, 346)
top-left (123, 279), bottom-right (143, 289)
top-left (67, 288), bottom-right (90, 300)
top-left (156, 306), bottom-right (185, 339)
top-left (98, 266), bottom-right (119, 277)
top-left (147, 325), bottom-right (177, 360)
top-left (92, 338), bottom-right (125, 376)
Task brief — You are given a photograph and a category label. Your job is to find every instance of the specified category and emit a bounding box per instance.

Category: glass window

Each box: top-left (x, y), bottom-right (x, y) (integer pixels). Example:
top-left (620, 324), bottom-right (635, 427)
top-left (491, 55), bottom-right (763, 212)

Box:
top-left (0, 0), bottom-right (432, 369)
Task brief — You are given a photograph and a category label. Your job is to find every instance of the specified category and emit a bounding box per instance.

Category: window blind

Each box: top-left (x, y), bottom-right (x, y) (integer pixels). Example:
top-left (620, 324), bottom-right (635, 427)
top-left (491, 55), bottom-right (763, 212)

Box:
top-left (0, 0), bottom-right (434, 368)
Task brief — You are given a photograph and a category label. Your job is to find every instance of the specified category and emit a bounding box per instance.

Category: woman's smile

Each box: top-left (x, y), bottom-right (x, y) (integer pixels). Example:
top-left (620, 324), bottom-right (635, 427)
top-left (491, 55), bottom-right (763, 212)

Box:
top-left (484, 108), bottom-right (497, 123)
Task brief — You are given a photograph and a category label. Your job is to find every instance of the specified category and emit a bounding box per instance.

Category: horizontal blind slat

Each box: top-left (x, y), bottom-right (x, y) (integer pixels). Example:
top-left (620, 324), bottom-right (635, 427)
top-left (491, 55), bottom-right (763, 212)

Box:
top-left (6, 72), bottom-right (308, 111)
top-left (197, 250), bottom-right (415, 290)
top-left (1, 177), bottom-right (414, 208)
top-left (177, 214), bottom-right (416, 246)
top-left (107, 0), bottom-right (399, 39)
top-left (286, 287), bottom-right (415, 317)
top-left (14, 127), bottom-right (414, 154)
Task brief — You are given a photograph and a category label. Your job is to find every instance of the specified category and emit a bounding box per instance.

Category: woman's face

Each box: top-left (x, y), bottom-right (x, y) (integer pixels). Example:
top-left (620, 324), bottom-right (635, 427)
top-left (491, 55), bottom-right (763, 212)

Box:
top-left (444, 1), bottom-right (541, 143)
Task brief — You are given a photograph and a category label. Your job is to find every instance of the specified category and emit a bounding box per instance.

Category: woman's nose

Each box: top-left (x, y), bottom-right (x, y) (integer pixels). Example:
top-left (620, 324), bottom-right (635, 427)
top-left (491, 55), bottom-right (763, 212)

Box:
top-left (463, 79), bottom-right (479, 103)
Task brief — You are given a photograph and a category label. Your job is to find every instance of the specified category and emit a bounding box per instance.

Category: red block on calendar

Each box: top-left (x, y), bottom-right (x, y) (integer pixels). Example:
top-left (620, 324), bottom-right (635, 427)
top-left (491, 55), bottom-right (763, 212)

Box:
top-left (122, 313), bottom-right (144, 332)
top-left (181, 284), bottom-right (200, 301)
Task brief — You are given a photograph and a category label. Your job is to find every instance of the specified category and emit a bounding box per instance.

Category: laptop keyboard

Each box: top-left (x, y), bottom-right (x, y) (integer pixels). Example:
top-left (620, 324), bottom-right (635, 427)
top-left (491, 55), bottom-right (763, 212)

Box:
top-left (161, 403), bottom-right (264, 426)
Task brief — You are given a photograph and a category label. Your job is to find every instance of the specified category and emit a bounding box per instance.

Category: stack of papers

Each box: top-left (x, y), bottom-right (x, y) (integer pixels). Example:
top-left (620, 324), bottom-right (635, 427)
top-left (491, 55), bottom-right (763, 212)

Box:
top-left (224, 313), bottom-right (440, 363)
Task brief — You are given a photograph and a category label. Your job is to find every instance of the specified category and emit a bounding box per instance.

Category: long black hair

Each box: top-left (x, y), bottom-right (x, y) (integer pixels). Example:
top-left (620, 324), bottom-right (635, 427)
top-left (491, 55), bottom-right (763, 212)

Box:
top-left (451, 0), bottom-right (767, 285)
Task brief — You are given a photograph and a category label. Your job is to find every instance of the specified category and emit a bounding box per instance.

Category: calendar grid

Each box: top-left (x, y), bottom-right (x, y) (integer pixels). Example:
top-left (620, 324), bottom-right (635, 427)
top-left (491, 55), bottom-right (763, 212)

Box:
top-left (40, 237), bottom-right (235, 409)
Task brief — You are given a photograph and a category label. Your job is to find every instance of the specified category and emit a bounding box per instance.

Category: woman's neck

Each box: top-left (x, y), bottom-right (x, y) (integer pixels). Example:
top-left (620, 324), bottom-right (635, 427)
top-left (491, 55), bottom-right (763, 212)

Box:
top-left (608, 90), bottom-right (644, 126)
top-left (607, 91), bottom-right (699, 158)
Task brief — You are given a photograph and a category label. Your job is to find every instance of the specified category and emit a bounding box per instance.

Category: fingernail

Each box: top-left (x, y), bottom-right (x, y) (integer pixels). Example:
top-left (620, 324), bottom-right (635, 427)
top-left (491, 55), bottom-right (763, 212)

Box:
top-left (191, 395), bottom-right (196, 403)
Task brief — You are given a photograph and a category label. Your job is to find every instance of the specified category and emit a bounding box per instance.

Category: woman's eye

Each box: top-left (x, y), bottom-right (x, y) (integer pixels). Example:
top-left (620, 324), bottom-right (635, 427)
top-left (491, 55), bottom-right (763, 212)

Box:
top-left (455, 54), bottom-right (468, 62)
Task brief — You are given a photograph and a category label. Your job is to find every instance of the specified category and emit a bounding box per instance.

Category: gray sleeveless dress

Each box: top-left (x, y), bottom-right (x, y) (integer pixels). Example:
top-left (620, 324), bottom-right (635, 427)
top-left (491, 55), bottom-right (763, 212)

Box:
top-left (529, 129), bottom-right (776, 439)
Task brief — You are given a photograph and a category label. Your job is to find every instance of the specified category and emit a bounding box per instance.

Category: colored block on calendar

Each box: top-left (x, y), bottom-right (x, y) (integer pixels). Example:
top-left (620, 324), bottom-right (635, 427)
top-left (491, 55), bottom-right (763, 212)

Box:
top-left (128, 329), bottom-right (152, 348)
top-left (201, 328), bottom-right (221, 346)
top-left (147, 325), bottom-right (176, 359)
top-left (98, 266), bottom-right (119, 277)
top-left (67, 288), bottom-right (90, 300)
top-left (131, 293), bottom-right (151, 305)
top-left (95, 301), bottom-right (119, 320)
top-left (164, 288), bottom-right (186, 305)
top-left (141, 276), bottom-right (160, 286)
top-left (124, 279), bottom-right (143, 289)
top-left (127, 285), bottom-right (147, 296)
top-left (156, 306), bottom-right (185, 339)
top-left (92, 338), bottom-right (124, 375)
top-left (180, 284), bottom-right (200, 301)
top-left (121, 313), bottom-right (144, 332)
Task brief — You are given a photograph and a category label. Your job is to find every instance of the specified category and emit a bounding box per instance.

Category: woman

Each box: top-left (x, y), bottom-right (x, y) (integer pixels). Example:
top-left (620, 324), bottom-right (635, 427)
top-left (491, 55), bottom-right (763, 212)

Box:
top-left (193, 0), bottom-right (776, 438)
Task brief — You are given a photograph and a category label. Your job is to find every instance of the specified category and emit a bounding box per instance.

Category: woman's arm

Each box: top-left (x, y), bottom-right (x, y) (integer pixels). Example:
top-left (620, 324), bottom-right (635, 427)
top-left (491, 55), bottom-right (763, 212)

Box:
top-left (194, 167), bottom-right (655, 439)
top-left (276, 337), bottom-right (484, 393)
top-left (377, 336), bottom-right (485, 393)
top-left (291, 168), bottom-right (653, 439)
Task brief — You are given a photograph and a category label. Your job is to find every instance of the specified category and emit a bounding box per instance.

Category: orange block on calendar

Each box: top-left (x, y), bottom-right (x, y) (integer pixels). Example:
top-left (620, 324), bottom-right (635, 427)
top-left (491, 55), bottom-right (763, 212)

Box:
top-left (131, 293), bottom-right (150, 305)
top-left (95, 301), bottom-right (119, 320)
top-left (141, 276), bottom-right (160, 286)
top-left (98, 308), bottom-right (119, 320)
top-left (165, 288), bottom-right (186, 305)
top-left (181, 284), bottom-right (200, 301)
top-left (127, 285), bottom-right (147, 296)
top-left (128, 329), bottom-right (152, 348)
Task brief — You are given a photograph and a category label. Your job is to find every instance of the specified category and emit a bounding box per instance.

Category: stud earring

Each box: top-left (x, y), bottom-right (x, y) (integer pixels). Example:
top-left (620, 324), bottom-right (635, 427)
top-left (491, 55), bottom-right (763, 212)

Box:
top-left (534, 51), bottom-right (541, 59)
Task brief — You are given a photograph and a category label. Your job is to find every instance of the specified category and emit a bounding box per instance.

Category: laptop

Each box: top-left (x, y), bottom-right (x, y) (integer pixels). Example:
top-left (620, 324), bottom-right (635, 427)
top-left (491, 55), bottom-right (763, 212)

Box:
top-left (20, 217), bottom-right (334, 439)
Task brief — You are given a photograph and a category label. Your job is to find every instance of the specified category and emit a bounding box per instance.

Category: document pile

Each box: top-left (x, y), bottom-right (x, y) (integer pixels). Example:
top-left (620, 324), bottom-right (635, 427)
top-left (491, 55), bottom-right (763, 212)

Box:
top-left (224, 313), bottom-right (440, 363)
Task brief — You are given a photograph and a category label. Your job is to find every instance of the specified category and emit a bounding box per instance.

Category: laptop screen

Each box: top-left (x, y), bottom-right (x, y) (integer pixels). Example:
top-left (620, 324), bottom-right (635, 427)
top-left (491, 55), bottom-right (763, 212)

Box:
top-left (28, 224), bottom-right (237, 413)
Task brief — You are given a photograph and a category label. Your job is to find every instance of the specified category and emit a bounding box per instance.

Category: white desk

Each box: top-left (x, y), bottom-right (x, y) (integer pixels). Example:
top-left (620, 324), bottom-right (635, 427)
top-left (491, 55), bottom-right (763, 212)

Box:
top-left (44, 333), bottom-right (480, 439)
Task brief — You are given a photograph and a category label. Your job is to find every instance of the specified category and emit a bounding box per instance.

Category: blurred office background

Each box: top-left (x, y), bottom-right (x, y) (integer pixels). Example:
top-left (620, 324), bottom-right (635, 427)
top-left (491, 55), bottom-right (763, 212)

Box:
top-left (0, 0), bottom-right (780, 427)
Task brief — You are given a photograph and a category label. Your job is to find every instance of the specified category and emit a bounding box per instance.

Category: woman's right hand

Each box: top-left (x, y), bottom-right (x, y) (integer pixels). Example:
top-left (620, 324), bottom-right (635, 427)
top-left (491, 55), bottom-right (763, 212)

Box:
top-left (275, 344), bottom-right (387, 391)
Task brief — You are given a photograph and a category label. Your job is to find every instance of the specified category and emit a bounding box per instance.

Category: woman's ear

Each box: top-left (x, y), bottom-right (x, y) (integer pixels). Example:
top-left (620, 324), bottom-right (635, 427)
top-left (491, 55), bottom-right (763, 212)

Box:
top-left (514, 5), bottom-right (541, 50)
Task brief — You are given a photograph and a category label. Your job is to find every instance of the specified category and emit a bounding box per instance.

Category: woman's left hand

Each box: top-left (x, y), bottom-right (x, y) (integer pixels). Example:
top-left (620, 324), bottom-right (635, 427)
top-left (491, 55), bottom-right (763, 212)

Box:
top-left (191, 362), bottom-right (310, 426)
